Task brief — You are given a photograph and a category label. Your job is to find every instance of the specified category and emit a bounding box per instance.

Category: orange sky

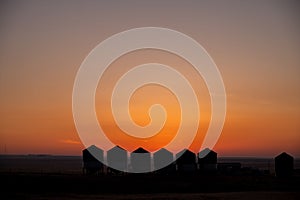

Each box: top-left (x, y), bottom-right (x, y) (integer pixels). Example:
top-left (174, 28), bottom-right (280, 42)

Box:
top-left (95, 49), bottom-right (211, 153)
top-left (0, 0), bottom-right (299, 157)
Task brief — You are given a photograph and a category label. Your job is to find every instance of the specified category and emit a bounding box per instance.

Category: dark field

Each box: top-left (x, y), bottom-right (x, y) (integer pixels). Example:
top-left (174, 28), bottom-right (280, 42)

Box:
top-left (1, 172), bottom-right (300, 200)
top-left (2, 155), bottom-right (300, 173)
top-left (1, 155), bottom-right (300, 199)
top-left (10, 192), bottom-right (299, 200)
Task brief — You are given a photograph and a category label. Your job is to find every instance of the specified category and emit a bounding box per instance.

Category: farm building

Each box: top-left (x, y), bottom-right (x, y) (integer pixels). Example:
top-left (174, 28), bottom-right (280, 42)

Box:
top-left (198, 148), bottom-right (217, 172)
top-left (275, 152), bottom-right (294, 177)
top-left (176, 149), bottom-right (197, 174)
top-left (82, 145), bottom-right (104, 175)
top-left (153, 148), bottom-right (176, 175)
top-left (130, 147), bottom-right (151, 173)
top-left (107, 145), bottom-right (128, 173)
top-left (217, 162), bottom-right (241, 174)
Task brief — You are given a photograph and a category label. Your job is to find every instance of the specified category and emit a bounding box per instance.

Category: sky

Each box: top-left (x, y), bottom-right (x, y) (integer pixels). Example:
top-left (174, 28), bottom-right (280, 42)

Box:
top-left (0, 0), bottom-right (299, 157)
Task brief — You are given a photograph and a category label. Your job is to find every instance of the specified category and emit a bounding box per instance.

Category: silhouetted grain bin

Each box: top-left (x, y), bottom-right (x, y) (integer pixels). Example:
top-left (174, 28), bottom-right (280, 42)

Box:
top-left (154, 148), bottom-right (176, 174)
top-left (82, 145), bottom-right (104, 175)
top-left (198, 148), bottom-right (217, 172)
top-left (275, 152), bottom-right (294, 177)
top-left (176, 149), bottom-right (197, 173)
top-left (130, 147), bottom-right (151, 173)
top-left (107, 145), bottom-right (128, 173)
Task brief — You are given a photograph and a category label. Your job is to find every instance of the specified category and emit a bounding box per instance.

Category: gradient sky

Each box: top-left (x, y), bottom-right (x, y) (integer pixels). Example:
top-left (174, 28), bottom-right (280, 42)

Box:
top-left (0, 0), bottom-right (299, 157)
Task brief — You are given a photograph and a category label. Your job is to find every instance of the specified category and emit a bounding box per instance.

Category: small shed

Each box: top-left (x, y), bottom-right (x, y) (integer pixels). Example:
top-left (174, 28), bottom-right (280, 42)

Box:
top-left (176, 149), bottom-right (197, 173)
top-left (217, 163), bottom-right (241, 174)
top-left (82, 145), bottom-right (104, 175)
top-left (107, 145), bottom-right (128, 173)
top-left (153, 148), bottom-right (176, 175)
top-left (275, 152), bottom-right (294, 177)
top-left (130, 147), bottom-right (151, 173)
top-left (198, 148), bottom-right (217, 172)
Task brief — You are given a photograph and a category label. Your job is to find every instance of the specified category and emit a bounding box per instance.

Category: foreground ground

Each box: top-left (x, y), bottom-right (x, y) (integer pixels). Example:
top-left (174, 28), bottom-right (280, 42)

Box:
top-left (1, 172), bottom-right (300, 200)
top-left (6, 192), bottom-right (300, 200)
